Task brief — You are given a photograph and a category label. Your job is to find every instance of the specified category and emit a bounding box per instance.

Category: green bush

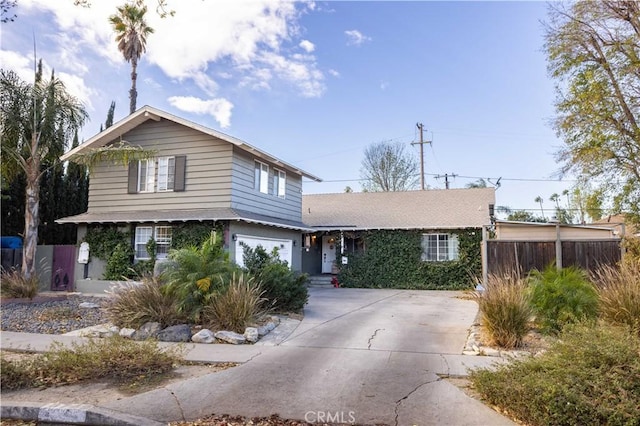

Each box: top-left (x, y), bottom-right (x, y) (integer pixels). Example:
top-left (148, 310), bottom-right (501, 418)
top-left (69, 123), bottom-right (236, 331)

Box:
top-left (242, 244), bottom-right (308, 312)
top-left (104, 243), bottom-right (136, 280)
top-left (528, 264), bottom-right (598, 333)
top-left (105, 276), bottom-right (184, 329)
top-left (162, 235), bottom-right (240, 322)
top-left (593, 260), bottom-right (640, 334)
top-left (476, 273), bottom-right (532, 348)
top-left (0, 268), bottom-right (39, 299)
top-left (1, 336), bottom-right (180, 390)
top-left (202, 273), bottom-right (266, 333)
top-left (470, 324), bottom-right (640, 426)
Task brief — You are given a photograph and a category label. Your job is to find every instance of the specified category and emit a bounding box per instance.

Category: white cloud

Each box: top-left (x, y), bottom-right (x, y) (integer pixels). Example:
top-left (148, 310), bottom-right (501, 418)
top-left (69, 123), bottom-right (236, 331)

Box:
top-left (380, 81), bottom-right (389, 90)
top-left (168, 96), bottom-right (234, 129)
top-left (328, 69), bottom-right (340, 77)
top-left (345, 29), bottom-right (371, 46)
top-left (299, 40), bottom-right (315, 53)
top-left (10, 0), bottom-right (326, 125)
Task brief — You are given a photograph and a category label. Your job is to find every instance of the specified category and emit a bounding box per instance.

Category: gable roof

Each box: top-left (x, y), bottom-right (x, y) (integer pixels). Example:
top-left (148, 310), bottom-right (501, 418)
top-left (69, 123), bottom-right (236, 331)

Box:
top-left (302, 188), bottom-right (495, 230)
top-left (591, 214), bottom-right (638, 237)
top-left (61, 105), bottom-right (322, 182)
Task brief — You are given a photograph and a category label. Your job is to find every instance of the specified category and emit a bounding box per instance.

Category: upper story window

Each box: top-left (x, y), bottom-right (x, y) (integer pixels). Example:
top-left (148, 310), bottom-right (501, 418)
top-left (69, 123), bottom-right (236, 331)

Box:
top-left (421, 233), bottom-right (459, 262)
top-left (128, 156), bottom-right (185, 194)
top-left (135, 225), bottom-right (172, 260)
top-left (255, 161), bottom-right (269, 194)
top-left (157, 157), bottom-right (175, 191)
top-left (138, 159), bottom-right (155, 192)
top-left (273, 169), bottom-right (286, 198)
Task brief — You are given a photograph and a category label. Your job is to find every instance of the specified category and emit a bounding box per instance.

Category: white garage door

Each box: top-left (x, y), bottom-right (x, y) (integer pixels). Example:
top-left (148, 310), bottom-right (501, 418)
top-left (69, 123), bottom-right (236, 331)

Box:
top-left (235, 235), bottom-right (292, 268)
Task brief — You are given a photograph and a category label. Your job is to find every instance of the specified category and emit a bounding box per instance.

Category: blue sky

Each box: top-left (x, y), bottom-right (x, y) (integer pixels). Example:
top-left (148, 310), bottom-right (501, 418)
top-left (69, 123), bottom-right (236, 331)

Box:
top-left (1, 0), bottom-right (575, 216)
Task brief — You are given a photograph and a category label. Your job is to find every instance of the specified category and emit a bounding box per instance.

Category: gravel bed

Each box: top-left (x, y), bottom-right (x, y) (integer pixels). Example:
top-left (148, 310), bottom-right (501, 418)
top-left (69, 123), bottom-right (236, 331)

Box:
top-left (1, 295), bottom-right (110, 334)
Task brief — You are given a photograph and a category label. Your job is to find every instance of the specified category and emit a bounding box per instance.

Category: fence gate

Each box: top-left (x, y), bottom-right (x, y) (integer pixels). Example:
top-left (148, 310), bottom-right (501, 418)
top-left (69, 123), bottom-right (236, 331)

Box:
top-left (51, 245), bottom-right (75, 291)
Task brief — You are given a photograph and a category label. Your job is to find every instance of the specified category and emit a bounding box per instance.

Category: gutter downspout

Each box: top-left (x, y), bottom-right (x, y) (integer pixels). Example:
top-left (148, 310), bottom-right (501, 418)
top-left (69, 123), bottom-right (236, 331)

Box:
top-left (555, 222), bottom-right (562, 270)
top-left (481, 226), bottom-right (488, 287)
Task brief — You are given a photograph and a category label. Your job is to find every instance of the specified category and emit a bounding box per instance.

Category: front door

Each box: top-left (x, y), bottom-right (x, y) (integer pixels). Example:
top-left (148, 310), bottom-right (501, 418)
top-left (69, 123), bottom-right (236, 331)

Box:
top-left (321, 236), bottom-right (336, 273)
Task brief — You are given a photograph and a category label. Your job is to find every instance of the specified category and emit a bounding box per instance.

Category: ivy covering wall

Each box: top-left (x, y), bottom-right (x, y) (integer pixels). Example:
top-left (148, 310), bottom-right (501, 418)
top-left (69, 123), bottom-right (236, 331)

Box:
top-left (337, 228), bottom-right (482, 290)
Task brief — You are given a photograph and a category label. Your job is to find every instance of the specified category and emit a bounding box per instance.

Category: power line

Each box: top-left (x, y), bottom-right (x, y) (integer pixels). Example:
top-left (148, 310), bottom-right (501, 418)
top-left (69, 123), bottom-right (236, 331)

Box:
top-left (303, 174), bottom-right (579, 184)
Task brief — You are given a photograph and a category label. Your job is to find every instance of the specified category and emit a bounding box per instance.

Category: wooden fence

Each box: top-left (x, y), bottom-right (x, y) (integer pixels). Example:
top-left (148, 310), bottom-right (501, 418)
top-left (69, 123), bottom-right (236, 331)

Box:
top-left (486, 239), bottom-right (622, 276)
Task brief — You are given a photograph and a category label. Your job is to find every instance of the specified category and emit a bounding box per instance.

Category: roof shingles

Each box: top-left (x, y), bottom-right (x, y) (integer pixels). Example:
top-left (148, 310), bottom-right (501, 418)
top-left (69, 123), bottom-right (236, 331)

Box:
top-left (301, 188), bottom-right (495, 230)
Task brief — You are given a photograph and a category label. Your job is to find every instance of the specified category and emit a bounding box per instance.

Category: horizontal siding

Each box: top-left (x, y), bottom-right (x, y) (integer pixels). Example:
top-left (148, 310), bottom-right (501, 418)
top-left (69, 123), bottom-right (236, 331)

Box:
top-left (87, 119), bottom-right (233, 213)
top-left (230, 148), bottom-right (303, 222)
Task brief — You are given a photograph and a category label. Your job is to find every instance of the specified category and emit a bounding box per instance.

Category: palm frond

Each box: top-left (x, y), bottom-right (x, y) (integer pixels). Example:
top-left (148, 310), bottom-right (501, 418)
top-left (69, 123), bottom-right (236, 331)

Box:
top-left (67, 141), bottom-right (156, 170)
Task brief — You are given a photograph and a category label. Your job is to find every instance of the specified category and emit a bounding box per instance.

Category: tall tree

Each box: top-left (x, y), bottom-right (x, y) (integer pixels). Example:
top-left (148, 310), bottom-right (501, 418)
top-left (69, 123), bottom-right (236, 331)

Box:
top-left (534, 196), bottom-right (545, 220)
top-left (0, 63), bottom-right (88, 279)
top-left (109, 2), bottom-right (154, 114)
top-left (360, 141), bottom-right (419, 192)
top-left (105, 101), bottom-right (116, 128)
top-left (545, 1), bottom-right (640, 225)
top-left (465, 178), bottom-right (487, 188)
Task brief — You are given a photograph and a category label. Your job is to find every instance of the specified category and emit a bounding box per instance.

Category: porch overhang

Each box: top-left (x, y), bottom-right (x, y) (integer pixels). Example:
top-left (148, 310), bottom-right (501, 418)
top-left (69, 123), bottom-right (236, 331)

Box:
top-left (56, 208), bottom-right (315, 232)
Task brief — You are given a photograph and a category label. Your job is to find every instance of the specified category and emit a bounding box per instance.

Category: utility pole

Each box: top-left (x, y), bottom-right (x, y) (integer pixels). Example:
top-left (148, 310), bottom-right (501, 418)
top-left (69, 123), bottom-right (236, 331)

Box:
top-left (412, 123), bottom-right (431, 190)
top-left (435, 173), bottom-right (458, 189)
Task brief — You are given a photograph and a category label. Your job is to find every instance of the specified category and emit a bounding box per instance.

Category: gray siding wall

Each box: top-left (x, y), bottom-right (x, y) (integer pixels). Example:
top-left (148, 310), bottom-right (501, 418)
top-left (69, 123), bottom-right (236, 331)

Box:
top-left (230, 148), bottom-right (303, 222)
top-left (88, 119), bottom-right (234, 213)
top-left (228, 222), bottom-right (302, 271)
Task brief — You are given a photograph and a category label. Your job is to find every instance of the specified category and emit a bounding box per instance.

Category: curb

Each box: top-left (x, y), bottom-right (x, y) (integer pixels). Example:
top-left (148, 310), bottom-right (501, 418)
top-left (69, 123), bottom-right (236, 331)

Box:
top-left (1, 401), bottom-right (165, 426)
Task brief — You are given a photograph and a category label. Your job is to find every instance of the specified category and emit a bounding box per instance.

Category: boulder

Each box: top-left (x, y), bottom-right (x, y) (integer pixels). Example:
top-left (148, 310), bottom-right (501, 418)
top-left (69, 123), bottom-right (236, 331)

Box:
top-left (192, 329), bottom-right (216, 344)
top-left (79, 302), bottom-right (100, 309)
top-left (119, 328), bottom-right (136, 339)
top-left (257, 325), bottom-right (270, 337)
top-left (215, 330), bottom-right (246, 345)
top-left (266, 321), bottom-right (277, 332)
top-left (157, 324), bottom-right (192, 342)
top-left (133, 322), bottom-right (162, 340)
top-left (244, 327), bottom-right (259, 343)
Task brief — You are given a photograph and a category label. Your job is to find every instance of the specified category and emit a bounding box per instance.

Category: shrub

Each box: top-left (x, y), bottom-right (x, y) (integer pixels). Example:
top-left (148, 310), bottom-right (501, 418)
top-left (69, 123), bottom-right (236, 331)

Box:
top-left (104, 243), bottom-right (136, 280)
top-left (242, 244), bottom-right (308, 312)
top-left (105, 276), bottom-right (184, 329)
top-left (162, 235), bottom-right (241, 322)
top-left (593, 260), bottom-right (640, 334)
top-left (476, 273), bottom-right (532, 348)
top-left (470, 324), bottom-right (640, 425)
top-left (528, 264), bottom-right (598, 333)
top-left (1, 336), bottom-right (181, 390)
top-left (202, 273), bottom-right (266, 333)
top-left (0, 269), bottom-right (39, 299)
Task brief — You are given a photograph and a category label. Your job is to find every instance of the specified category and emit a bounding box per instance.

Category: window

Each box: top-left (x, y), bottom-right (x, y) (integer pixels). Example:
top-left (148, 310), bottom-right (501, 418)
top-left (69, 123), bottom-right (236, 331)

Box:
top-left (421, 233), bottom-right (459, 262)
top-left (273, 169), bottom-right (286, 198)
top-left (128, 156), bottom-right (185, 194)
top-left (135, 226), bottom-right (153, 259)
top-left (157, 157), bottom-right (175, 191)
top-left (135, 226), bottom-right (172, 260)
top-left (137, 160), bottom-right (155, 192)
top-left (154, 226), bottom-right (172, 259)
top-left (255, 161), bottom-right (269, 194)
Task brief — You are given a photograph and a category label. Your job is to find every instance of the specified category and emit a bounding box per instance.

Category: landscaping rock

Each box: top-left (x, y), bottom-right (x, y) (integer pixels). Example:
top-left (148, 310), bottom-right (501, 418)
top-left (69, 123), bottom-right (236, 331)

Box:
top-left (119, 327), bottom-right (136, 339)
top-left (244, 327), bottom-right (259, 343)
top-left (157, 324), bottom-right (192, 342)
top-left (133, 321), bottom-right (162, 340)
top-left (76, 324), bottom-right (116, 338)
top-left (192, 329), bottom-right (216, 344)
top-left (269, 315), bottom-right (281, 325)
top-left (78, 302), bottom-right (100, 309)
top-left (266, 321), bottom-right (277, 332)
top-left (257, 325), bottom-right (270, 337)
top-left (215, 330), bottom-right (246, 345)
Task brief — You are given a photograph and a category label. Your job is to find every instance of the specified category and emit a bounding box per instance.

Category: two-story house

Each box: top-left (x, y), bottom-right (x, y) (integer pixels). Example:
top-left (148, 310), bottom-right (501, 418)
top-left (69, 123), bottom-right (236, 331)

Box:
top-left (57, 106), bottom-right (320, 291)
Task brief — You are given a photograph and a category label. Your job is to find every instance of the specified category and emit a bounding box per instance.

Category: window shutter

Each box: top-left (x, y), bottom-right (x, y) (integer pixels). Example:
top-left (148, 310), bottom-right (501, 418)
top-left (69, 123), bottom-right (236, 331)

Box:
top-left (174, 155), bottom-right (186, 192)
top-left (127, 161), bottom-right (139, 193)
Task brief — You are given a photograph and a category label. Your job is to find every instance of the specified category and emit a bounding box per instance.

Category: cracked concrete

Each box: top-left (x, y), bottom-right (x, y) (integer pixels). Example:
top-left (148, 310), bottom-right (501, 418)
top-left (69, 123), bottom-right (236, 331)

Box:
top-left (367, 328), bottom-right (384, 349)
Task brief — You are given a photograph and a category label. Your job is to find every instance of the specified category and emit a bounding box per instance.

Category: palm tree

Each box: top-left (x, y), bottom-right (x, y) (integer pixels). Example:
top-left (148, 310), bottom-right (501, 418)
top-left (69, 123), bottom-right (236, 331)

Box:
top-left (0, 63), bottom-right (88, 280)
top-left (534, 196), bottom-right (546, 220)
top-left (109, 2), bottom-right (154, 114)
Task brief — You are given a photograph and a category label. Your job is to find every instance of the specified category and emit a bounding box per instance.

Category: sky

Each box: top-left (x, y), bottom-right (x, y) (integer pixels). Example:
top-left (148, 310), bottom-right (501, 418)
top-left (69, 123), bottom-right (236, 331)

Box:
top-left (1, 0), bottom-right (576, 217)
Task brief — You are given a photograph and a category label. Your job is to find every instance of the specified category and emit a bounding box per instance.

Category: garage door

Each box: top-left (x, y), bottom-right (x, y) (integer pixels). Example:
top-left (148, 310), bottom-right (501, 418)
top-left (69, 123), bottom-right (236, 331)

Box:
top-left (235, 235), bottom-right (292, 268)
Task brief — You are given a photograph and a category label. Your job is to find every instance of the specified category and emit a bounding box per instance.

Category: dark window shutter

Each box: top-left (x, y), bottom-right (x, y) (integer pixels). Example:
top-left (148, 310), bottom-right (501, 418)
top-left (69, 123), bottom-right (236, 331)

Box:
top-left (127, 161), bottom-right (139, 193)
top-left (174, 155), bottom-right (186, 192)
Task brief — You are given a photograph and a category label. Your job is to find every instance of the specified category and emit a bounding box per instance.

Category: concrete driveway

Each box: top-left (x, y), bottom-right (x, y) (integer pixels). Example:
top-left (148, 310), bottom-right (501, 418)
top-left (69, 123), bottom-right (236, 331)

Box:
top-left (104, 288), bottom-right (513, 425)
